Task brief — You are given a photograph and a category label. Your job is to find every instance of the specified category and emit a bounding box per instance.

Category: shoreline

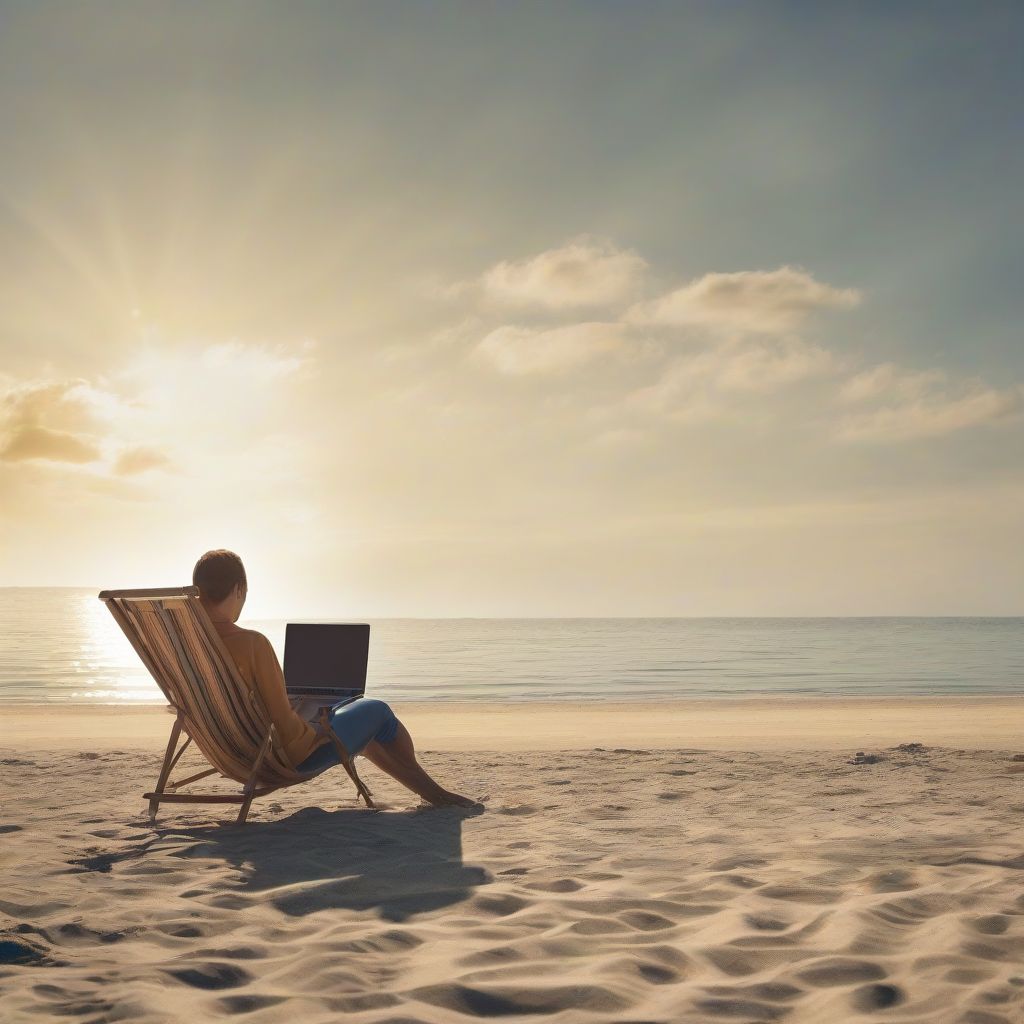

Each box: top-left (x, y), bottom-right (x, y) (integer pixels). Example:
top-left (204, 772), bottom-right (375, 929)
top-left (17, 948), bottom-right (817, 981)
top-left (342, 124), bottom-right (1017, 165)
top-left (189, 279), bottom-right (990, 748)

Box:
top-left (3, 695), bottom-right (1022, 751)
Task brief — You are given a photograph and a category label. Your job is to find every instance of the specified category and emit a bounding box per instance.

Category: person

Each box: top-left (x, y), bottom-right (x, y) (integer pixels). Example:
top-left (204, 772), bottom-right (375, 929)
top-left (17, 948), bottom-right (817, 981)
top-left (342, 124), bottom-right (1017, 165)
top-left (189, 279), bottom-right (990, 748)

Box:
top-left (192, 549), bottom-right (476, 808)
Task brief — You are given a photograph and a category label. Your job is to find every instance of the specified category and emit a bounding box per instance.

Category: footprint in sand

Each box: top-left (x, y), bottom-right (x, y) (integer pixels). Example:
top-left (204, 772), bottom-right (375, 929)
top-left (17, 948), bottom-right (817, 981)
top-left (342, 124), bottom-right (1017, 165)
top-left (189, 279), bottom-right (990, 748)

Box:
top-left (497, 804), bottom-right (538, 816)
top-left (710, 855), bottom-right (769, 871)
top-left (49, 923), bottom-right (127, 946)
top-left (694, 991), bottom-right (796, 1019)
top-left (743, 914), bottom-right (791, 932)
top-left (617, 909), bottom-right (676, 932)
top-left (970, 915), bottom-right (1010, 935)
top-left (866, 868), bottom-right (919, 893)
top-left (702, 981), bottom-right (803, 1003)
top-left (945, 967), bottom-right (997, 985)
top-left (0, 937), bottom-right (49, 966)
top-left (190, 944), bottom-right (266, 961)
top-left (457, 946), bottom-right (527, 967)
top-left (471, 893), bottom-right (529, 917)
top-left (157, 922), bottom-right (205, 938)
top-left (850, 982), bottom-right (904, 1011)
top-left (524, 879), bottom-right (582, 893)
top-left (412, 981), bottom-right (629, 1016)
top-left (165, 962), bottom-right (252, 990)
top-left (634, 962), bottom-right (680, 984)
top-left (796, 958), bottom-right (887, 987)
top-left (721, 874), bottom-right (763, 889)
top-left (569, 917), bottom-right (631, 935)
top-left (32, 989), bottom-right (114, 1016)
top-left (216, 995), bottom-right (287, 1013)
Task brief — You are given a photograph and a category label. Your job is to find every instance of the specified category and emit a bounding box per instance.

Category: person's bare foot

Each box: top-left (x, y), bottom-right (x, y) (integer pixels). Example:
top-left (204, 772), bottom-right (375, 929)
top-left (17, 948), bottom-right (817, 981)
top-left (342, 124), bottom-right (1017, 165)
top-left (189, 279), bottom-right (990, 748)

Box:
top-left (425, 789), bottom-right (481, 808)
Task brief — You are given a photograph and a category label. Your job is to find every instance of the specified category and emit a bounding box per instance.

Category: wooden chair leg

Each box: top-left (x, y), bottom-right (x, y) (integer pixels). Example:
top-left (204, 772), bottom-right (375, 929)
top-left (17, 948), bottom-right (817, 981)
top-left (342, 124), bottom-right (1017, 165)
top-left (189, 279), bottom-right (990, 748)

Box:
top-left (236, 725), bottom-right (275, 825)
top-left (317, 707), bottom-right (375, 808)
top-left (341, 756), bottom-right (375, 809)
top-left (150, 716), bottom-right (183, 822)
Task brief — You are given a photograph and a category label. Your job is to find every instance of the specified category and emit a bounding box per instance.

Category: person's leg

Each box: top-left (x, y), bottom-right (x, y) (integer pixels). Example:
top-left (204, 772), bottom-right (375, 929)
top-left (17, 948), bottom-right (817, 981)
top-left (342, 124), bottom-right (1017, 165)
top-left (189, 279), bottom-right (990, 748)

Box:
top-left (361, 720), bottom-right (476, 807)
top-left (298, 699), bottom-right (476, 808)
top-left (295, 698), bottom-right (395, 776)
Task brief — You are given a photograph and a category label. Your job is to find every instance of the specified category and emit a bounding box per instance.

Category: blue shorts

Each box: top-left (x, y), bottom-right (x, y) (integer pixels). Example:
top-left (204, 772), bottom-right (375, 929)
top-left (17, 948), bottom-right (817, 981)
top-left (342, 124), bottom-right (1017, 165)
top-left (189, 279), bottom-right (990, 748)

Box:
top-left (296, 698), bottom-right (400, 774)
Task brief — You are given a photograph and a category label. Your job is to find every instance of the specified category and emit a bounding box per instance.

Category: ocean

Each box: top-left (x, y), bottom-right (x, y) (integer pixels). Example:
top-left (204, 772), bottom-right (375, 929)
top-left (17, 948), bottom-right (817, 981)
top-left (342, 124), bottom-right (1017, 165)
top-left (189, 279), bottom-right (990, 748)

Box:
top-left (0, 588), bottom-right (1021, 705)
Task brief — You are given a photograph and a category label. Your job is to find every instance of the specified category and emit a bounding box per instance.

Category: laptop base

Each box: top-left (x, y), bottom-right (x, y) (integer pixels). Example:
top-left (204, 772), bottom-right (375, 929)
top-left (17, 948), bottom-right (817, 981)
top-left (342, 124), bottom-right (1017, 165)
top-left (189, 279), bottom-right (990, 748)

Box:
top-left (291, 692), bottom-right (362, 722)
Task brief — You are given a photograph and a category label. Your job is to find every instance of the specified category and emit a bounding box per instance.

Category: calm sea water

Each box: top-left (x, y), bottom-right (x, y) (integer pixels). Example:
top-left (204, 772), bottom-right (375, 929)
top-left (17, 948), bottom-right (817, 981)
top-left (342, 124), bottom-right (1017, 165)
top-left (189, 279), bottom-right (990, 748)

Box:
top-left (0, 588), bottom-right (1021, 705)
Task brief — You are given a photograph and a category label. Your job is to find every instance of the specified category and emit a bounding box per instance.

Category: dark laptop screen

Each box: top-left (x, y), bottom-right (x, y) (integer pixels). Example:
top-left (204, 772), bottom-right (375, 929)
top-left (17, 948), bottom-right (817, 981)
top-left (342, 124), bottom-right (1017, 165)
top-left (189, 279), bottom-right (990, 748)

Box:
top-left (283, 623), bottom-right (370, 692)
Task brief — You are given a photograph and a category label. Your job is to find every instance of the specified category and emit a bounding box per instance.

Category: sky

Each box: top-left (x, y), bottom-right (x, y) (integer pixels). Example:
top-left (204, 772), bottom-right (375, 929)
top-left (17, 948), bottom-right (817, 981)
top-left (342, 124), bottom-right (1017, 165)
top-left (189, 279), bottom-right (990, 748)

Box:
top-left (1, 2), bottom-right (1022, 616)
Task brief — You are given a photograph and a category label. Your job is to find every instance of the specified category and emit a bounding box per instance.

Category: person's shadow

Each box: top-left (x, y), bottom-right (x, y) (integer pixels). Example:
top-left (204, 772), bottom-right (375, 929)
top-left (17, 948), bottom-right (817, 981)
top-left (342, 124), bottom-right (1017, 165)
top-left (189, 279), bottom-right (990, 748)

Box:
top-left (165, 804), bottom-right (489, 922)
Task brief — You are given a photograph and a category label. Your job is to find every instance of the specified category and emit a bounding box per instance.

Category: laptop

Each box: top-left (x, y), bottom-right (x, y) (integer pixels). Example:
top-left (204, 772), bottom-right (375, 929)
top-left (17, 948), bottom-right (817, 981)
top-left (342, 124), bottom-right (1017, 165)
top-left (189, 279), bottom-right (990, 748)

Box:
top-left (283, 623), bottom-right (370, 720)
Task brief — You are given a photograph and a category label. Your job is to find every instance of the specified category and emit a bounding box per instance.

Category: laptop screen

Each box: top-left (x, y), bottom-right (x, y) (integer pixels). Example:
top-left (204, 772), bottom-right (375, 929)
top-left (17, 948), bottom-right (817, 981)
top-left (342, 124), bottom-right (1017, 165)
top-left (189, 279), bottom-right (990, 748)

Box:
top-left (283, 623), bottom-right (370, 693)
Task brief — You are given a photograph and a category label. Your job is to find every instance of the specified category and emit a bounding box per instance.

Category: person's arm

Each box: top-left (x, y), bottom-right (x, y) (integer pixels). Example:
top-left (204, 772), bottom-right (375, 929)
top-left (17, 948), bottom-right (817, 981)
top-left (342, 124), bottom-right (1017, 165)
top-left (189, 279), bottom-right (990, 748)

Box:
top-left (249, 632), bottom-right (300, 726)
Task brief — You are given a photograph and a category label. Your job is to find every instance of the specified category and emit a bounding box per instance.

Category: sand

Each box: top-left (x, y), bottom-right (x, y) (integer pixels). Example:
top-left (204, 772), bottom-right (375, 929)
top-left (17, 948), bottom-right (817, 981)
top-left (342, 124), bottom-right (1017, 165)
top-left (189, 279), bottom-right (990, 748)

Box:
top-left (2, 700), bottom-right (1024, 1023)
top-left (4, 696), bottom-right (1023, 751)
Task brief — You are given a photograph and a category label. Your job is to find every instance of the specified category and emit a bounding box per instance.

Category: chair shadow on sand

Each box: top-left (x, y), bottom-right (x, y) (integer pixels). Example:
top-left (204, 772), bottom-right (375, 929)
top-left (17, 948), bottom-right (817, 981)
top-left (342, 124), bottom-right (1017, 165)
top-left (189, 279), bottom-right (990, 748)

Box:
top-left (164, 804), bottom-right (490, 923)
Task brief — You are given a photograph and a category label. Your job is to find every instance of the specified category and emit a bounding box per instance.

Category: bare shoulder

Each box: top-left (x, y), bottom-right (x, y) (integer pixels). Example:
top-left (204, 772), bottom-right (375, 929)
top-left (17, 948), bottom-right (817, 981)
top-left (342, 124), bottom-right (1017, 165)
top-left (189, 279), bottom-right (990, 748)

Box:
top-left (218, 625), bottom-right (271, 650)
top-left (240, 629), bottom-right (280, 662)
top-left (234, 627), bottom-right (272, 647)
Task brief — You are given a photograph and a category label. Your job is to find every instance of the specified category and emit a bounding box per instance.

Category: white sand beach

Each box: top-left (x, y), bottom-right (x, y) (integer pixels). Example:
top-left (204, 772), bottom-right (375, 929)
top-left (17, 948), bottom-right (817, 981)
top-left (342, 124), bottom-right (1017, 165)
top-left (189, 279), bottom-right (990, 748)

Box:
top-left (2, 700), bottom-right (1024, 1023)
top-left (5, 696), bottom-right (1024, 751)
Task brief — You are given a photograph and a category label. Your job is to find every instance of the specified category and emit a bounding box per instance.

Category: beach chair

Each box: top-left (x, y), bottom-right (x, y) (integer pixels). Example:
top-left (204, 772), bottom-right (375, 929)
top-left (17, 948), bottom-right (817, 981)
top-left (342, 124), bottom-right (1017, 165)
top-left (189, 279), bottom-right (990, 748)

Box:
top-left (98, 586), bottom-right (374, 824)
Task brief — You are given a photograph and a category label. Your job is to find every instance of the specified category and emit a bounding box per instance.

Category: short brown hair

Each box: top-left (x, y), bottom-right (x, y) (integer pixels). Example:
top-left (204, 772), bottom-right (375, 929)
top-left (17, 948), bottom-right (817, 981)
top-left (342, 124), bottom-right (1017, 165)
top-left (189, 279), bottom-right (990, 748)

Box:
top-left (192, 549), bottom-right (247, 603)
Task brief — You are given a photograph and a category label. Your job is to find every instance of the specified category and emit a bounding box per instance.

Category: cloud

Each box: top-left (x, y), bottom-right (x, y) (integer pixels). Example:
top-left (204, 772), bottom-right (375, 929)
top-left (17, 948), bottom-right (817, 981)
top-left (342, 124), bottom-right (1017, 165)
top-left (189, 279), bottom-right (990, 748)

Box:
top-left (451, 241), bottom-right (1023, 450)
top-left (0, 424), bottom-right (101, 463)
top-left (630, 337), bottom-right (838, 420)
top-left (474, 322), bottom-right (629, 375)
top-left (112, 445), bottom-right (172, 476)
top-left (481, 237), bottom-right (647, 310)
top-left (839, 362), bottom-right (944, 403)
top-left (837, 363), bottom-right (1023, 441)
top-left (0, 337), bottom-right (311, 482)
top-left (199, 339), bottom-right (311, 380)
top-left (628, 265), bottom-right (861, 335)
top-left (0, 379), bottom-right (105, 464)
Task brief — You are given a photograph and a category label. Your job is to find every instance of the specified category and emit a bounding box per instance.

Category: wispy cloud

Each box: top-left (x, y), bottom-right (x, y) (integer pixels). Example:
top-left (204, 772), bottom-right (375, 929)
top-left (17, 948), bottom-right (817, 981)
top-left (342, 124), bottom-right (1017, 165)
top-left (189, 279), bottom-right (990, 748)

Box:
top-left (460, 241), bottom-right (1022, 450)
top-left (480, 237), bottom-right (647, 310)
top-left (630, 337), bottom-right (838, 421)
top-left (475, 322), bottom-right (630, 375)
top-left (0, 424), bottom-right (101, 464)
top-left (0, 336), bottom-right (311, 482)
top-left (199, 339), bottom-right (311, 380)
top-left (837, 363), bottom-right (1023, 441)
top-left (0, 379), bottom-right (105, 464)
top-left (839, 363), bottom-right (944, 404)
top-left (112, 445), bottom-right (173, 476)
top-left (628, 266), bottom-right (861, 335)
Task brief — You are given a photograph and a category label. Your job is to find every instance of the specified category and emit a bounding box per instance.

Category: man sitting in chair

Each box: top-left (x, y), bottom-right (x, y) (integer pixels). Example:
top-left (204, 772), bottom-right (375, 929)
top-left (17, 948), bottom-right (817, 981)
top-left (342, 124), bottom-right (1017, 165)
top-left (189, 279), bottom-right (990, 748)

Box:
top-left (193, 549), bottom-right (476, 808)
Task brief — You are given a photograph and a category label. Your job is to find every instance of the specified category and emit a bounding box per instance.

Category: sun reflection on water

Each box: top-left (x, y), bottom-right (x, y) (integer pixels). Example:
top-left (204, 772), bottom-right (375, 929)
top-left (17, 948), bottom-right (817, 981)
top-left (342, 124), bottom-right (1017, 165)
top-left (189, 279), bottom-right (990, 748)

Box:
top-left (76, 594), bottom-right (163, 702)
top-left (0, 589), bottom-right (163, 704)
